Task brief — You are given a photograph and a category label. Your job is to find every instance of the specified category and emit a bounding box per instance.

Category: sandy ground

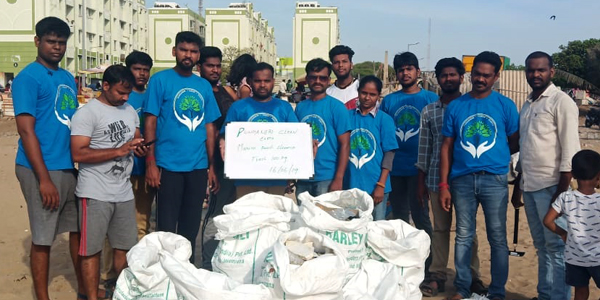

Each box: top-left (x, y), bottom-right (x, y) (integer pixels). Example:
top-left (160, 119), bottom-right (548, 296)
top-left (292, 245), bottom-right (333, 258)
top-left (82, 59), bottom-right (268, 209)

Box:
top-left (1, 116), bottom-right (600, 300)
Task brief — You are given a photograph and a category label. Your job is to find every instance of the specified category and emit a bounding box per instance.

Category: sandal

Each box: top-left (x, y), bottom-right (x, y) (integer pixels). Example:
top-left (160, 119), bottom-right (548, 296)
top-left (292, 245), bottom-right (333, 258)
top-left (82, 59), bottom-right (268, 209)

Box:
top-left (99, 288), bottom-right (113, 300)
top-left (420, 278), bottom-right (444, 297)
top-left (470, 278), bottom-right (488, 295)
top-left (77, 293), bottom-right (88, 300)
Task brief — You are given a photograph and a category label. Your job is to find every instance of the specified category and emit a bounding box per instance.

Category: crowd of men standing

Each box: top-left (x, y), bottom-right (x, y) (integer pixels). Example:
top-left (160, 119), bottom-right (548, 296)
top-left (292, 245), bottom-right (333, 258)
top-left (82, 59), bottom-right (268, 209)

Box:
top-left (13, 16), bottom-right (586, 300)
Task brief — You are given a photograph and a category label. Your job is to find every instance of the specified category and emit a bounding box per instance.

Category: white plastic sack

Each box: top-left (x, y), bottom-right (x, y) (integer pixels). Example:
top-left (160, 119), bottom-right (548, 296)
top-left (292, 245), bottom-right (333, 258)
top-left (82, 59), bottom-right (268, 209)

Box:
top-left (257, 228), bottom-right (349, 299)
top-left (342, 259), bottom-right (410, 300)
top-left (366, 220), bottom-right (431, 300)
top-left (159, 247), bottom-right (271, 300)
top-left (298, 189), bottom-right (373, 277)
top-left (223, 191), bottom-right (302, 229)
top-left (212, 192), bottom-right (294, 284)
top-left (114, 232), bottom-right (190, 300)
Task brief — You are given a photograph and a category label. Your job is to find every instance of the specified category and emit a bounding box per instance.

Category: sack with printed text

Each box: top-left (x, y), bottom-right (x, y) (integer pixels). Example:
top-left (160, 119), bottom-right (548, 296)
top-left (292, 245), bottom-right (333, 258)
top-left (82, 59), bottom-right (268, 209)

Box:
top-left (159, 246), bottom-right (271, 300)
top-left (113, 232), bottom-right (188, 300)
top-left (342, 259), bottom-right (410, 300)
top-left (212, 192), bottom-right (294, 284)
top-left (256, 227), bottom-right (349, 299)
top-left (297, 189), bottom-right (373, 279)
top-left (365, 220), bottom-right (430, 300)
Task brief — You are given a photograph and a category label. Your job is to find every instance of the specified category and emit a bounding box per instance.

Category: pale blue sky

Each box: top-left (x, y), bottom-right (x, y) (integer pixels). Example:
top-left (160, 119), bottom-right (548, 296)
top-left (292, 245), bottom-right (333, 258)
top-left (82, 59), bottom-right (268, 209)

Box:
top-left (149, 0), bottom-right (600, 70)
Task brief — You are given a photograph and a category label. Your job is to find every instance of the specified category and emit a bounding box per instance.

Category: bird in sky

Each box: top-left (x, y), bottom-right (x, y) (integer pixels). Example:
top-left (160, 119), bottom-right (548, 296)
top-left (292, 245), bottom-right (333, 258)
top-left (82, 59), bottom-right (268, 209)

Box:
top-left (550, 15), bottom-right (556, 20)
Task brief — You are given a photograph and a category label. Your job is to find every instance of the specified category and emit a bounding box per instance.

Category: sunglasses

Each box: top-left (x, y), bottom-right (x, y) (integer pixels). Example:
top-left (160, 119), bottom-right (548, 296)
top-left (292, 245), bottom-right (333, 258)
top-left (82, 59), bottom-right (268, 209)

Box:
top-left (307, 75), bottom-right (329, 82)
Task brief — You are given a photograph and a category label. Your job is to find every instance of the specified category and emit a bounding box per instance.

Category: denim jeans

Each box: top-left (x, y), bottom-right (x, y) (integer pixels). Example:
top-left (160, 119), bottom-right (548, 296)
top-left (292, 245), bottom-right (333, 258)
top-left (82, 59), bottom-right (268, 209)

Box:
top-left (389, 175), bottom-right (433, 274)
top-left (295, 180), bottom-right (332, 201)
top-left (523, 185), bottom-right (570, 300)
top-left (372, 193), bottom-right (389, 221)
top-left (452, 173), bottom-right (509, 299)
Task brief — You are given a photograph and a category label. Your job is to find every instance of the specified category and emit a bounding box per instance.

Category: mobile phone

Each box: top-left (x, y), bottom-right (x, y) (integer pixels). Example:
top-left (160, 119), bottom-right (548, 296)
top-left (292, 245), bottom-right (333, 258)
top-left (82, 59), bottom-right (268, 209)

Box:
top-left (142, 139), bottom-right (156, 147)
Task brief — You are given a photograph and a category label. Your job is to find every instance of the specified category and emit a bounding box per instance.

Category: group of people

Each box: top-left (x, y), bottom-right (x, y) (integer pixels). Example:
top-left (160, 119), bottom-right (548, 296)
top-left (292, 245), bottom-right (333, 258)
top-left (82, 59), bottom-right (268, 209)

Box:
top-left (13, 16), bottom-right (600, 300)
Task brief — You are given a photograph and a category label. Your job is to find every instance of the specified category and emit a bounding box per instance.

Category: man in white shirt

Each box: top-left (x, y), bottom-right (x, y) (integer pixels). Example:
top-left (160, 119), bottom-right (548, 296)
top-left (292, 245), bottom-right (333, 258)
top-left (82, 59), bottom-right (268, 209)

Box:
top-left (279, 79), bottom-right (287, 95)
top-left (327, 45), bottom-right (359, 109)
top-left (517, 51), bottom-right (580, 300)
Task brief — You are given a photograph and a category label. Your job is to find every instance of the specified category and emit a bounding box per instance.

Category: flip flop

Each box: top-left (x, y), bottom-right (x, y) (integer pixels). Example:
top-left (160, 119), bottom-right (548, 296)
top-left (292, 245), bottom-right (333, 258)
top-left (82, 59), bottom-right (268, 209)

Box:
top-left (77, 293), bottom-right (88, 300)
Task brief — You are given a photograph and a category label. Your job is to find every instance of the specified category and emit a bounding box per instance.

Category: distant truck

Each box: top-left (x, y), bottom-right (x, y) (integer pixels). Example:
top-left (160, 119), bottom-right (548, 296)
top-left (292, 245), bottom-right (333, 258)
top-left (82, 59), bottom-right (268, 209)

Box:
top-left (462, 55), bottom-right (511, 72)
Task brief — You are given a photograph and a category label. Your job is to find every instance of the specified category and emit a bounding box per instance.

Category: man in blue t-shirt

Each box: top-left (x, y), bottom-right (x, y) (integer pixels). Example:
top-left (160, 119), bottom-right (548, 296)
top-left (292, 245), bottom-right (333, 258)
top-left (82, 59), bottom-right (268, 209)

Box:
top-left (13, 17), bottom-right (86, 300)
top-left (221, 62), bottom-right (298, 198)
top-left (439, 52), bottom-right (519, 300)
top-left (143, 31), bottom-right (221, 263)
top-left (124, 51), bottom-right (154, 240)
top-left (295, 58), bottom-right (351, 197)
top-left (380, 51), bottom-right (436, 244)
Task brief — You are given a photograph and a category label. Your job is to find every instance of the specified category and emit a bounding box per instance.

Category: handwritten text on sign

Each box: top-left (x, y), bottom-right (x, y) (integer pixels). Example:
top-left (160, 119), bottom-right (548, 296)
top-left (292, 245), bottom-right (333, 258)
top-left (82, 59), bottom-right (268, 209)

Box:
top-left (224, 122), bottom-right (314, 179)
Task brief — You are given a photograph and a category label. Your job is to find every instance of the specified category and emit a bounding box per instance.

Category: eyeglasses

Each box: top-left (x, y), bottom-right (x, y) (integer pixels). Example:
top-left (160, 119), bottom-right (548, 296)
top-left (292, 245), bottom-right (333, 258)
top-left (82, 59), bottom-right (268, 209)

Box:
top-left (307, 75), bottom-right (329, 82)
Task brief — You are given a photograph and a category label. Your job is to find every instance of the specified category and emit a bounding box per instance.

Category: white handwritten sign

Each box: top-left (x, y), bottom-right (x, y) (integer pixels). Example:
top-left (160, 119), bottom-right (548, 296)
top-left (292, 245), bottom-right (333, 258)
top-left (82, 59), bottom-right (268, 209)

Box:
top-left (224, 122), bottom-right (314, 179)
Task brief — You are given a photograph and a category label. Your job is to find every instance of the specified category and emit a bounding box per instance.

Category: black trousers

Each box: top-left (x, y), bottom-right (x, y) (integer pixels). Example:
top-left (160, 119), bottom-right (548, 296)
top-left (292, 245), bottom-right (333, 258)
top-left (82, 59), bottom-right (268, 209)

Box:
top-left (156, 168), bottom-right (207, 263)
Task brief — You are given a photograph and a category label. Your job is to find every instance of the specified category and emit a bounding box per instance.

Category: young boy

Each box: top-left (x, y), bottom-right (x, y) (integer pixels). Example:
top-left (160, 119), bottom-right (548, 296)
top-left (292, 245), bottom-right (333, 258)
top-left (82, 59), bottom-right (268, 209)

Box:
top-left (544, 149), bottom-right (600, 300)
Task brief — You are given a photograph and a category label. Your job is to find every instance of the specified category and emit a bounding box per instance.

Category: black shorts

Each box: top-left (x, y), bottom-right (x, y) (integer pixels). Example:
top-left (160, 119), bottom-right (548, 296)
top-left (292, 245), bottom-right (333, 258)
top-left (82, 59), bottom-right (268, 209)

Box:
top-left (566, 262), bottom-right (600, 288)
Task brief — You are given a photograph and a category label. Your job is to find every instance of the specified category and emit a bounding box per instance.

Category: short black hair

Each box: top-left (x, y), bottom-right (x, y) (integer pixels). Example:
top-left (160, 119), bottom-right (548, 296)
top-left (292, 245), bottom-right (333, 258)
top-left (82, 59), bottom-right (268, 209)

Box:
top-left (435, 57), bottom-right (465, 78)
top-left (393, 52), bottom-right (419, 72)
top-left (102, 65), bottom-right (135, 87)
top-left (572, 150), bottom-right (600, 180)
top-left (35, 17), bottom-right (70, 39)
top-left (358, 75), bottom-right (382, 94)
top-left (525, 51), bottom-right (554, 68)
top-left (305, 58), bottom-right (332, 75)
top-left (125, 51), bottom-right (153, 68)
top-left (175, 31), bottom-right (204, 48)
top-left (329, 45), bottom-right (355, 62)
top-left (199, 46), bottom-right (222, 65)
top-left (249, 62), bottom-right (274, 79)
top-left (473, 51), bottom-right (502, 73)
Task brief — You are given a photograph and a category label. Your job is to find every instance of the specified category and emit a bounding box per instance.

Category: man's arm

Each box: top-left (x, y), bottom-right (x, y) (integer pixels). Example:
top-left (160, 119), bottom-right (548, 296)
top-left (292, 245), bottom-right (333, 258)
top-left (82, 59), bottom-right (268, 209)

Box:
top-left (552, 97), bottom-right (580, 203)
top-left (439, 136), bottom-right (454, 212)
top-left (206, 122), bottom-right (219, 193)
top-left (372, 167), bottom-right (391, 205)
top-left (16, 115), bottom-right (59, 210)
top-left (144, 114), bottom-right (160, 188)
top-left (416, 108), bottom-right (433, 207)
top-left (508, 131), bottom-right (519, 154)
top-left (71, 135), bottom-right (142, 164)
top-left (330, 131), bottom-right (350, 191)
top-left (552, 172), bottom-right (572, 203)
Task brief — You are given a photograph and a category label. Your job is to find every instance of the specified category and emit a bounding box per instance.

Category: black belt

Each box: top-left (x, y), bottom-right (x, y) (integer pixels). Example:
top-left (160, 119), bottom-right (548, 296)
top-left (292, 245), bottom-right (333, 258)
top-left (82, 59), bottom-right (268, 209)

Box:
top-left (472, 170), bottom-right (493, 175)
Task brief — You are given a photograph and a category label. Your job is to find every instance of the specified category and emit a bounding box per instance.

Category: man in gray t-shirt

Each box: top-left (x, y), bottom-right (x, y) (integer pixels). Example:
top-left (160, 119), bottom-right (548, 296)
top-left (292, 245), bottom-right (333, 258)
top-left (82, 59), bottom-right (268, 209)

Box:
top-left (71, 65), bottom-right (146, 300)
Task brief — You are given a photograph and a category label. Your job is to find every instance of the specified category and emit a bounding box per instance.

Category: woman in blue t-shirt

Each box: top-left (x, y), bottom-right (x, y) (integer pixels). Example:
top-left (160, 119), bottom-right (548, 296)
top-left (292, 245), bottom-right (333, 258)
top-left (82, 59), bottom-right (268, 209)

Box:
top-left (346, 76), bottom-right (399, 220)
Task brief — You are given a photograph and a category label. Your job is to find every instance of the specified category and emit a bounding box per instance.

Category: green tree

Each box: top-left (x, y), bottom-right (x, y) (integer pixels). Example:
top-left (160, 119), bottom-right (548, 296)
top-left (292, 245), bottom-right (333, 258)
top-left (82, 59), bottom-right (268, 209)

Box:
top-left (61, 94), bottom-right (76, 110)
top-left (180, 96), bottom-right (200, 117)
top-left (397, 112), bottom-right (417, 127)
top-left (552, 39), bottom-right (600, 91)
top-left (465, 121), bottom-right (491, 138)
top-left (350, 135), bottom-right (371, 151)
top-left (310, 122), bottom-right (321, 136)
top-left (353, 61), bottom-right (395, 83)
top-left (505, 63), bottom-right (525, 71)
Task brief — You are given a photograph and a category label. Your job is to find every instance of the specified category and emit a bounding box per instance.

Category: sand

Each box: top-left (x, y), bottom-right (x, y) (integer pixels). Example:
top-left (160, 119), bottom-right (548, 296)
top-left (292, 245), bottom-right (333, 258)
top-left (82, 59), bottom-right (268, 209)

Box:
top-left (1, 117), bottom-right (599, 300)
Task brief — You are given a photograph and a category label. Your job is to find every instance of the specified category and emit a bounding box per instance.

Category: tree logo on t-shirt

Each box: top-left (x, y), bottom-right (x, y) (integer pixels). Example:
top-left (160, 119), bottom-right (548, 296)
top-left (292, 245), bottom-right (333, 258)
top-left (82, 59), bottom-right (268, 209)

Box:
top-left (393, 105), bottom-right (421, 142)
top-left (54, 84), bottom-right (77, 128)
top-left (173, 88), bottom-right (205, 131)
top-left (459, 113), bottom-right (498, 159)
top-left (301, 114), bottom-right (327, 147)
top-left (349, 128), bottom-right (377, 169)
top-left (248, 112), bottom-right (278, 122)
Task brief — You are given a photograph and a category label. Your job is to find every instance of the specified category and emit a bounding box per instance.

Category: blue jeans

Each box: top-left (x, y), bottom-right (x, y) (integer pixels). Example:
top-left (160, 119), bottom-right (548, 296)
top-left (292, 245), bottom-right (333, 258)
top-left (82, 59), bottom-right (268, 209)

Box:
top-left (452, 173), bottom-right (509, 299)
top-left (295, 180), bottom-right (332, 202)
top-left (523, 185), bottom-right (570, 300)
top-left (372, 193), bottom-right (389, 221)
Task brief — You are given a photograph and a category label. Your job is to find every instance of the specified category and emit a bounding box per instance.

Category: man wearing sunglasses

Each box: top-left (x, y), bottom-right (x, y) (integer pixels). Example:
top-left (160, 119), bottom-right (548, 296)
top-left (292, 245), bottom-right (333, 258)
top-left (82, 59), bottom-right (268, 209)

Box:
top-left (294, 58), bottom-right (351, 198)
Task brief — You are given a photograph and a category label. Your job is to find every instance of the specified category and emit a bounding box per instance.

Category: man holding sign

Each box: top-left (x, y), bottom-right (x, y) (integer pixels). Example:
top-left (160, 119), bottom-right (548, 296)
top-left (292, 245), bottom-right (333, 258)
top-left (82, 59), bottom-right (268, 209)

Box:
top-left (221, 62), bottom-right (298, 198)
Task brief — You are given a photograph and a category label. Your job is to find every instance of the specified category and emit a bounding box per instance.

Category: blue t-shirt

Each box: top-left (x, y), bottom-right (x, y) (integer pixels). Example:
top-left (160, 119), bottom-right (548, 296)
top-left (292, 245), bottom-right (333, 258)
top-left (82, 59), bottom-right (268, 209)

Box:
top-left (144, 69), bottom-right (221, 171)
top-left (346, 109), bottom-right (399, 194)
top-left (221, 97), bottom-right (299, 187)
top-left (127, 90), bottom-right (147, 176)
top-left (295, 95), bottom-right (352, 182)
top-left (380, 89), bottom-right (437, 176)
top-left (13, 62), bottom-right (78, 170)
top-left (442, 91), bottom-right (519, 179)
